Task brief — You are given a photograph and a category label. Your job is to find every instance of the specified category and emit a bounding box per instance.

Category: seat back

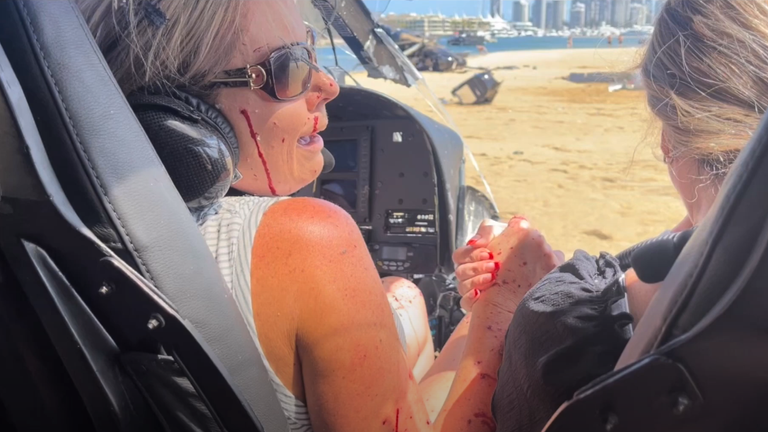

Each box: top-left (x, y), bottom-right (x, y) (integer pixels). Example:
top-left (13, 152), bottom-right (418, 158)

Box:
top-left (0, 0), bottom-right (288, 430)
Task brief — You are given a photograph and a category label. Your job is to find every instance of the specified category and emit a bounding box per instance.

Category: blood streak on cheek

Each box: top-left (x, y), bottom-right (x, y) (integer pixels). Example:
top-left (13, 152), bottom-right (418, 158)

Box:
top-left (311, 115), bottom-right (320, 134)
top-left (239, 109), bottom-right (277, 196)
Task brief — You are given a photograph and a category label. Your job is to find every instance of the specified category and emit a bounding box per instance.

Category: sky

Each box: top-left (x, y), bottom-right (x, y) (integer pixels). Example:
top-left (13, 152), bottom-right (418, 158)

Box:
top-left (366, 0), bottom-right (574, 21)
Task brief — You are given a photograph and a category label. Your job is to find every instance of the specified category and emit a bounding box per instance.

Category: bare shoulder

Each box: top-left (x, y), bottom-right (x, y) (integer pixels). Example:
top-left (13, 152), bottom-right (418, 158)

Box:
top-left (251, 197), bottom-right (375, 296)
top-left (257, 197), bottom-right (362, 252)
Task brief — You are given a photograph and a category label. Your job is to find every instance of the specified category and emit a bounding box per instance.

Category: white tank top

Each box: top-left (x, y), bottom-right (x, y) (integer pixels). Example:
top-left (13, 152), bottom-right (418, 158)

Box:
top-left (199, 196), bottom-right (407, 431)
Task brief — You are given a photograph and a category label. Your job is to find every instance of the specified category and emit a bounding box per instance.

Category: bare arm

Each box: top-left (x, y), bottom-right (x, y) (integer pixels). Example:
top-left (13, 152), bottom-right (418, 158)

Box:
top-left (624, 216), bottom-right (693, 324)
top-left (251, 198), bottom-right (519, 432)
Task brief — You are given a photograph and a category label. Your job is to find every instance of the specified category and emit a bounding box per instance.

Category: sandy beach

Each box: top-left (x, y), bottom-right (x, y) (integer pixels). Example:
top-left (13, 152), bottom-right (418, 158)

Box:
top-left (354, 47), bottom-right (685, 256)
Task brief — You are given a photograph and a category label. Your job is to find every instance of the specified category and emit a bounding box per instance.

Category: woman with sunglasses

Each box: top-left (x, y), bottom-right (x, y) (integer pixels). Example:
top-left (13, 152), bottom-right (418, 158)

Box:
top-left (78, 0), bottom-right (561, 431)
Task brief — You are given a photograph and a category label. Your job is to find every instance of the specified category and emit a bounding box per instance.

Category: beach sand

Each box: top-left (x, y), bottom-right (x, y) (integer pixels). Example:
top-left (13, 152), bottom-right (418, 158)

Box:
top-left (353, 47), bottom-right (685, 257)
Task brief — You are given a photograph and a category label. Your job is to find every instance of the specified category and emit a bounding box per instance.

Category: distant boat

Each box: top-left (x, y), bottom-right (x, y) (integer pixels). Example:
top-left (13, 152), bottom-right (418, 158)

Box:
top-left (447, 31), bottom-right (488, 46)
top-left (492, 29), bottom-right (518, 38)
top-left (621, 26), bottom-right (653, 37)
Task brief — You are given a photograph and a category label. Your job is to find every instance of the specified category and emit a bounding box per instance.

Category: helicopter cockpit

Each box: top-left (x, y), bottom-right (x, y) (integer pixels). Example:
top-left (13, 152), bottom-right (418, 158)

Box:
top-left (2, 0), bottom-right (768, 431)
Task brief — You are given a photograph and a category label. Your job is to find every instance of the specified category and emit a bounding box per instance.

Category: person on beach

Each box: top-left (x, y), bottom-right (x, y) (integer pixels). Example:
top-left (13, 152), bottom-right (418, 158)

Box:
top-left (77, 0), bottom-right (565, 430)
top-left (456, 0), bottom-right (768, 430)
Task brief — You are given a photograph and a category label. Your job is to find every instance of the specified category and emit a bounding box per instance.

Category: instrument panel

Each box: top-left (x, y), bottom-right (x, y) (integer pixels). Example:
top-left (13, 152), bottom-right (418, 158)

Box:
top-left (302, 119), bottom-right (440, 275)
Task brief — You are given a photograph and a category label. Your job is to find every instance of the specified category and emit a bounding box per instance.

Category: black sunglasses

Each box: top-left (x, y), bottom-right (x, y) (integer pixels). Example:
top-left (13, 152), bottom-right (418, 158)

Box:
top-left (208, 28), bottom-right (321, 101)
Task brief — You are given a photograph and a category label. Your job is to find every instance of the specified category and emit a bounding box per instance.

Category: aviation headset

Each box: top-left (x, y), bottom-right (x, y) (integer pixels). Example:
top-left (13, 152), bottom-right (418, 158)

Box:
top-left (129, 87), bottom-right (334, 218)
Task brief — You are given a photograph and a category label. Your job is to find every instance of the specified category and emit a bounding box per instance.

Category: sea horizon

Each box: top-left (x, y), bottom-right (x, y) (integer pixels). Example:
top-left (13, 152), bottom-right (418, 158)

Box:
top-left (318, 35), bottom-right (645, 72)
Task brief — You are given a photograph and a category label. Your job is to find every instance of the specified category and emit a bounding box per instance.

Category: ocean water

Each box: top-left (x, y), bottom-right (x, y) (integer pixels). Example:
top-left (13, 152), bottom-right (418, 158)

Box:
top-left (317, 36), bottom-right (645, 73)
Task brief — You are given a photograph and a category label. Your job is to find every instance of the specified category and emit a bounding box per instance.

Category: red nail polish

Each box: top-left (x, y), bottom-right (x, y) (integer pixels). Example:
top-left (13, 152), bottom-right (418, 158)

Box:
top-left (488, 251), bottom-right (494, 260)
top-left (473, 288), bottom-right (479, 297)
top-left (467, 239), bottom-right (478, 246)
top-left (494, 262), bottom-right (500, 272)
top-left (490, 272), bottom-right (497, 282)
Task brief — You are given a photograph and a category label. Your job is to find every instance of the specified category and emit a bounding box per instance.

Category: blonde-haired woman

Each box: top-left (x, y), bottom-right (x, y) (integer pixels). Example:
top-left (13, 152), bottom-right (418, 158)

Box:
top-left (455, 1), bottom-right (768, 430)
top-left (77, 0), bottom-right (563, 431)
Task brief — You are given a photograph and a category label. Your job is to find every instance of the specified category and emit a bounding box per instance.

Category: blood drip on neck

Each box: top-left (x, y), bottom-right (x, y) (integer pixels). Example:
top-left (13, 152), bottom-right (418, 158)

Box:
top-left (240, 109), bottom-right (277, 196)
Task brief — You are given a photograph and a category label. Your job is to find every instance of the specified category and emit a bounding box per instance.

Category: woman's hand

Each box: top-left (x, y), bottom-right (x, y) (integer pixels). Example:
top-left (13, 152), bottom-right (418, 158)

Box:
top-left (452, 219), bottom-right (507, 297)
top-left (459, 217), bottom-right (564, 313)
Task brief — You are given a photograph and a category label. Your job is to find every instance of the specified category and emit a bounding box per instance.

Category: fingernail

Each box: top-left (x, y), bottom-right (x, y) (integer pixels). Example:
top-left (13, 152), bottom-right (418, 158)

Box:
top-left (494, 262), bottom-right (501, 272)
top-left (473, 288), bottom-right (480, 298)
top-left (467, 235), bottom-right (480, 246)
top-left (486, 262), bottom-right (497, 272)
top-left (490, 272), bottom-right (497, 282)
top-left (488, 251), bottom-right (494, 260)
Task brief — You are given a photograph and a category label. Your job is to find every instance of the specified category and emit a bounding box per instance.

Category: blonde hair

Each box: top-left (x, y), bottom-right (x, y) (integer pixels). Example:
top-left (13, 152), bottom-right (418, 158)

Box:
top-left (641, 0), bottom-right (768, 179)
top-left (77, 0), bottom-right (244, 99)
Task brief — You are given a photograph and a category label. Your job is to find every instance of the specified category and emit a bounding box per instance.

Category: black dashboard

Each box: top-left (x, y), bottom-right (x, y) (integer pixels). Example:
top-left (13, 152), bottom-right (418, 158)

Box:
top-left (296, 86), bottom-right (465, 276)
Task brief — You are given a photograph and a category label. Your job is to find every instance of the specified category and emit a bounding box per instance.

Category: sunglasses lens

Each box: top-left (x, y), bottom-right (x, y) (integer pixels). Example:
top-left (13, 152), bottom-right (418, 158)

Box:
top-left (271, 46), bottom-right (314, 100)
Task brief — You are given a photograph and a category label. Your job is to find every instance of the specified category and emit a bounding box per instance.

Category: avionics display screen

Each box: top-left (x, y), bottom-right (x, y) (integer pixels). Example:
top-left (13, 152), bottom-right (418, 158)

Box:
top-left (320, 179), bottom-right (358, 212)
top-left (325, 139), bottom-right (359, 173)
top-left (381, 246), bottom-right (408, 261)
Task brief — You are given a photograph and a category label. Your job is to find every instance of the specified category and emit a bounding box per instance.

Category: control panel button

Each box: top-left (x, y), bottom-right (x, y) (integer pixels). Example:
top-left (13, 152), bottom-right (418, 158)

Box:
top-left (385, 210), bottom-right (437, 236)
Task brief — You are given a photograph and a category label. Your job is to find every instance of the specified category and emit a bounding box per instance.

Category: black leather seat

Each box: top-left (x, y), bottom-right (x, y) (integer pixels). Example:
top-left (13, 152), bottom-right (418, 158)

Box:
top-left (0, 0), bottom-right (288, 430)
top-left (542, 96), bottom-right (768, 430)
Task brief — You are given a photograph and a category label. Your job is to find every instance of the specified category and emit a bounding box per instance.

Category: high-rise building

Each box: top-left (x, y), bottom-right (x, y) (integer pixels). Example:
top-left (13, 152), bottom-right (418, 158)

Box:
top-left (598, 0), bottom-right (612, 26)
top-left (532, 0), bottom-right (547, 29)
top-left (552, 0), bottom-right (566, 30)
top-left (644, 0), bottom-right (656, 24)
top-left (491, 0), bottom-right (503, 18)
top-left (545, 1), bottom-right (554, 30)
top-left (629, 2), bottom-right (646, 26)
top-left (584, 0), bottom-right (600, 28)
top-left (611, 0), bottom-right (630, 28)
top-left (513, 0), bottom-right (531, 22)
top-left (571, 2), bottom-right (587, 28)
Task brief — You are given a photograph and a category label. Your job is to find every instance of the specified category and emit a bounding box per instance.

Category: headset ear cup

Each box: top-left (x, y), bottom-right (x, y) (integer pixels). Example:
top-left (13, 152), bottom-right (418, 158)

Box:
top-left (128, 91), bottom-right (240, 218)
top-left (167, 89), bottom-right (240, 166)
